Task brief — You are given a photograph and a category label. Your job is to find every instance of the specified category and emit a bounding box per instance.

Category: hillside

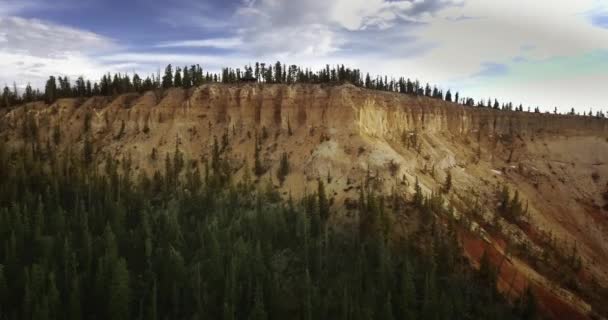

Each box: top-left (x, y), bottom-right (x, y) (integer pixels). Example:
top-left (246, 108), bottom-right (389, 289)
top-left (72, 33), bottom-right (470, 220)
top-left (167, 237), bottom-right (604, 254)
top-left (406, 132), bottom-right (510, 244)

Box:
top-left (2, 83), bottom-right (608, 318)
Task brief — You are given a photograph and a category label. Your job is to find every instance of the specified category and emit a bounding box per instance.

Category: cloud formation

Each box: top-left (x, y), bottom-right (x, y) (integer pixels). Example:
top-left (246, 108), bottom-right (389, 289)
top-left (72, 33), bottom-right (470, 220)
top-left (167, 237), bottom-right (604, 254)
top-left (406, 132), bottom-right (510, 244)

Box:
top-left (155, 38), bottom-right (244, 49)
top-left (0, 0), bottom-right (36, 16)
top-left (0, 16), bottom-right (120, 88)
top-left (228, 0), bottom-right (457, 57)
top-left (0, 16), bottom-right (115, 57)
top-left (2, 0), bottom-right (608, 112)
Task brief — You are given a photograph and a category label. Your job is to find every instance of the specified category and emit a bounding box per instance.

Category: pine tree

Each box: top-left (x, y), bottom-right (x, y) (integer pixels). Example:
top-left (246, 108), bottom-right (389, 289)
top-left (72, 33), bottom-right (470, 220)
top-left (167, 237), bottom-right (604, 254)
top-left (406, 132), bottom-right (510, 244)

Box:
top-left (413, 177), bottom-right (423, 207)
top-left (304, 269), bottom-right (313, 320)
top-left (254, 134), bottom-right (265, 176)
top-left (0, 265), bottom-right (7, 314)
top-left (519, 286), bottom-right (537, 320)
top-left (109, 258), bottom-right (130, 320)
top-left (133, 74), bottom-right (142, 92)
top-left (382, 293), bottom-right (395, 320)
top-left (48, 272), bottom-right (60, 319)
top-left (182, 66), bottom-right (191, 89)
top-left (83, 135), bottom-right (94, 165)
top-left (24, 83), bottom-right (34, 102)
top-left (400, 261), bottom-right (416, 320)
top-left (3, 85), bottom-right (13, 108)
top-left (53, 124), bottom-right (61, 145)
top-left (341, 287), bottom-right (349, 320)
top-left (445, 90), bottom-right (452, 102)
top-left (250, 285), bottom-right (267, 320)
top-left (276, 152), bottom-right (290, 185)
top-left (274, 61), bottom-right (282, 83)
top-left (149, 279), bottom-right (158, 320)
top-left (23, 269), bottom-right (32, 320)
top-left (318, 179), bottom-right (329, 221)
top-left (443, 170), bottom-right (452, 193)
top-left (498, 185), bottom-right (510, 216)
top-left (479, 251), bottom-right (496, 287)
top-left (174, 67), bottom-right (183, 87)
top-left (162, 64), bottom-right (174, 89)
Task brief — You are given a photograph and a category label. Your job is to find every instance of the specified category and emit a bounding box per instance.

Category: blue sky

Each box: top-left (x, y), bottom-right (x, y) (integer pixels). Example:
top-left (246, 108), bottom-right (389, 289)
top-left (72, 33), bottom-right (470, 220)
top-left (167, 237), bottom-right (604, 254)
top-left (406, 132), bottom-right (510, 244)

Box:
top-left (1, 0), bottom-right (608, 112)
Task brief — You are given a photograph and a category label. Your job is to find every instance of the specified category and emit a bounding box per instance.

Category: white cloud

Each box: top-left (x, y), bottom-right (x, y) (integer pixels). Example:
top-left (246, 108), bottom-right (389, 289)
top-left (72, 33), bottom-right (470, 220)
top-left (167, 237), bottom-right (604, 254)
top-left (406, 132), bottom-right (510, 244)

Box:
top-left (116, 0), bottom-right (608, 110)
top-left (159, 0), bottom-right (233, 30)
top-left (0, 16), bottom-right (115, 57)
top-left (237, 0), bottom-right (456, 31)
top-left (423, 0), bottom-right (608, 71)
top-left (0, 16), bottom-right (121, 88)
top-left (100, 53), bottom-right (240, 65)
top-left (328, 0), bottom-right (448, 30)
top-left (0, 0), bottom-right (81, 18)
top-left (240, 23), bottom-right (341, 58)
top-left (406, 0), bottom-right (608, 110)
top-left (156, 37), bottom-right (244, 49)
top-left (0, 0), bottom-right (34, 16)
top-left (0, 51), bottom-right (129, 88)
top-left (3, 0), bottom-right (608, 111)
top-left (231, 0), bottom-right (455, 58)
top-left (231, 0), bottom-right (608, 111)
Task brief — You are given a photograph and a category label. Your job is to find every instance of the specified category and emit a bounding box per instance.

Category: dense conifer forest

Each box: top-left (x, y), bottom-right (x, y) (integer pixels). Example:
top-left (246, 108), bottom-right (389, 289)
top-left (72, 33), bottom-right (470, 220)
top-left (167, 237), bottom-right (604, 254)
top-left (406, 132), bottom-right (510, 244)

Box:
top-left (0, 62), bottom-right (606, 118)
top-left (0, 134), bottom-right (538, 319)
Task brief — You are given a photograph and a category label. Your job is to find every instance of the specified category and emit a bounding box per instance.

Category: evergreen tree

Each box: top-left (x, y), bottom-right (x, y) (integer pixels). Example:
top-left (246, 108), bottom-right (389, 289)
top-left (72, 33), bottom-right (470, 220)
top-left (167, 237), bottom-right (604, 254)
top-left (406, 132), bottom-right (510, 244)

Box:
top-left (254, 134), bottom-right (265, 176)
top-left (400, 261), bottom-right (416, 320)
top-left (519, 286), bottom-right (538, 320)
top-left (182, 66), bottom-right (191, 89)
top-left (276, 152), bottom-right (290, 185)
top-left (0, 265), bottom-right (7, 314)
top-left (443, 170), bottom-right (452, 193)
top-left (250, 286), bottom-right (267, 320)
top-left (133, 74), bottom-right (142, 92)
top-left (109, 258), bottom-right (130, 320)
top-left (149, 279), bottom-right (158, 320)
top-left (24, 83), bottom-right (34, 102)
top-left (68, 277), bottom-right (81, 320)
top-left (47, 272), bottom-right (60, 319)
top-left (174, 67), bottom-right (183, 87)
top-left (274, 61), bottom-right (282, 83)
top-left (303, 269), bottom-right (313, 320)
top-left (318, 179), bottom-right (329, 222)
top-left (445, 90), bottom-right (452, 102)
top-left (1, 86), bottom-right (10, 108)
top-left (413, 177), bottom-right (423, 207)
top-left (162, 64), bottom-right (174, 89)
top-left (83, 135), bottom-right (94, 165)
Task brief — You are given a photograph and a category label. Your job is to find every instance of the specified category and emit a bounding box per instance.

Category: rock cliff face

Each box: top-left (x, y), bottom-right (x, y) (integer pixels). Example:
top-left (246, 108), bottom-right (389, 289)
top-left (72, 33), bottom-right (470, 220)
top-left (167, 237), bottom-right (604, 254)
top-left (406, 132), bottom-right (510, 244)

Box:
top-left (2, 83), bottom-right (608, 318)
top-left (3, 83), bottom-right (607, 155)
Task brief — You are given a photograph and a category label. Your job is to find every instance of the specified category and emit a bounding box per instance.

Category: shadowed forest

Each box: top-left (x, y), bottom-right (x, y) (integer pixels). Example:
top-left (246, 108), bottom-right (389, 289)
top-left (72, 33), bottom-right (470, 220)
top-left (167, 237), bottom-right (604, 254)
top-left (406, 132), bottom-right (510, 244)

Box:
top-left (0, 137), bottom-right (538, 319)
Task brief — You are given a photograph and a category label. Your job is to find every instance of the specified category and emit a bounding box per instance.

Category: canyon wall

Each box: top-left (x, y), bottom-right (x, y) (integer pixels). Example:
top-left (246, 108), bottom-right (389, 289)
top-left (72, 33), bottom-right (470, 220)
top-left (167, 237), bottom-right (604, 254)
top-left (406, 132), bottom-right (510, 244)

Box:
top-left (3, 84), bottom-right (607, 153)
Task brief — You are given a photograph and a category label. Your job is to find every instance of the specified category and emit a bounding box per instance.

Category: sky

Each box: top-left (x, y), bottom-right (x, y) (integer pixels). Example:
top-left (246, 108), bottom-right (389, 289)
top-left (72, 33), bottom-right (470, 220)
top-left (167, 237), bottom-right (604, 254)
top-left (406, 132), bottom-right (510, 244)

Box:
top-left (1, 0), bottom-right (608, 112)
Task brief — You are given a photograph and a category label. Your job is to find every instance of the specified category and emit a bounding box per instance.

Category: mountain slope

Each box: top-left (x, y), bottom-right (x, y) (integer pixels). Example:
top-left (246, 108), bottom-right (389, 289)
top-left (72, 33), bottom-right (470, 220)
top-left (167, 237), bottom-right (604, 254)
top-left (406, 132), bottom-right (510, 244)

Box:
top-left (2, 83), bottom-right (608, 318)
